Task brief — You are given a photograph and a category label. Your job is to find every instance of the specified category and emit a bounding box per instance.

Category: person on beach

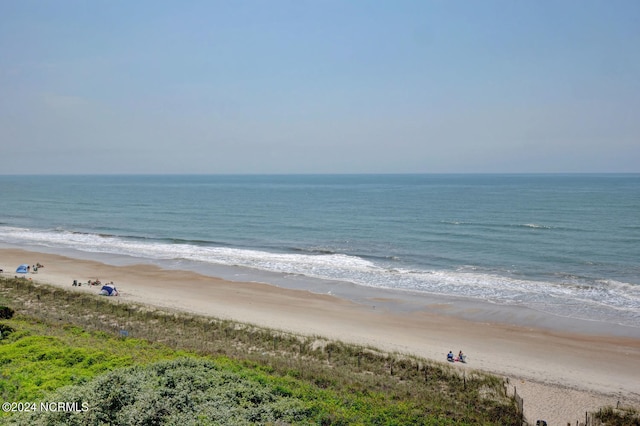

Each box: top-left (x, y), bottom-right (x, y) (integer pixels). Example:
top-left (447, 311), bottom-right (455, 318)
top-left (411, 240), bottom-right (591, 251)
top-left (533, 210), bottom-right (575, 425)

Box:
top-left (447, 351), bottom-right (454, 362)
top-left (458, 350), bottom-right (466, 363)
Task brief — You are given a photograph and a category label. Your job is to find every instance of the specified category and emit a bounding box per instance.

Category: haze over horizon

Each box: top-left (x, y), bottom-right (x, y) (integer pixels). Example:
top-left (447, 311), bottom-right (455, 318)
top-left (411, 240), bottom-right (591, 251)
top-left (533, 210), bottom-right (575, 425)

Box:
top-left (1, 1), bottom-right (639, 175)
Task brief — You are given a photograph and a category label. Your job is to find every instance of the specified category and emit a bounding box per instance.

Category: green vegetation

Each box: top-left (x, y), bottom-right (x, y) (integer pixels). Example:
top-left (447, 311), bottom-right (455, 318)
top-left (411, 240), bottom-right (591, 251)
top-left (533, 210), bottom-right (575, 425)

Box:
top-left (0, 305), bottom-right (14, 319)
top-left (0, 318), bottom-right (188, 402)
top-left (7, 358), bottom-right (315, 425)
top-left (593, 406), bottom-right (640, 426)
top-left (0, 276), bottom-right (528, 424)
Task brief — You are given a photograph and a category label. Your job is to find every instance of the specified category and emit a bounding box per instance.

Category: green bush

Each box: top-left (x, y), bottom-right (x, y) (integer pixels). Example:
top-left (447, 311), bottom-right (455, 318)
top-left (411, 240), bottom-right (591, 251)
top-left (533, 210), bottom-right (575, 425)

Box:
top-left (0, 324), bottom-right (14, 339)
top-left (8, 358), bottom-right (313, 426)
top-left (0, 306), bottom-right (14, 319)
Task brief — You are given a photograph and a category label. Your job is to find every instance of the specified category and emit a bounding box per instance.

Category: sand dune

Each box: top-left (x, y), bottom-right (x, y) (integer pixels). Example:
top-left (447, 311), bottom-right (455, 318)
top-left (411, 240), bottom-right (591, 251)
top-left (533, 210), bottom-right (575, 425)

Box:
top-left (2, 248), bottom-right (639, 425)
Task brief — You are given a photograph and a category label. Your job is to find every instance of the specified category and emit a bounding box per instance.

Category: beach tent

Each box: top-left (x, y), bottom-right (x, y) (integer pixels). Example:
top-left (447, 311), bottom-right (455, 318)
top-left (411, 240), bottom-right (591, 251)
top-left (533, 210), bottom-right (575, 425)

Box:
top-left (99, 284), bottom-right (118, 296)
top-left (16, 264), bottom-right (29, 274)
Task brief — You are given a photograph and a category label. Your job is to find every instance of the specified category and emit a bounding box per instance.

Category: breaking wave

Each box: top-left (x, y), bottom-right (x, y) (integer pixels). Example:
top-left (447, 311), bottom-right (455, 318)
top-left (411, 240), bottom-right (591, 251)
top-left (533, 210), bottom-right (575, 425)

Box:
top-left (1, 225), bottom-right (638, 328)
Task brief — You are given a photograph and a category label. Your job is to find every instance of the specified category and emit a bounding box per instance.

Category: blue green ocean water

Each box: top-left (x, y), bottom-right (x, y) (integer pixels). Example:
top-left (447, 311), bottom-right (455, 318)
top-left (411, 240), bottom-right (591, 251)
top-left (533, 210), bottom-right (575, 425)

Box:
top-left (1, 174), bottom-right (638, 328)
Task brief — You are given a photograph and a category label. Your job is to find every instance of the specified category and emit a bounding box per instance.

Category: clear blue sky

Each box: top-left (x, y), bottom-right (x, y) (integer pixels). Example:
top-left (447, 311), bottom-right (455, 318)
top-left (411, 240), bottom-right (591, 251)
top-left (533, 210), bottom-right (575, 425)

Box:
top-left (1, 1), bottom-right (639, 174)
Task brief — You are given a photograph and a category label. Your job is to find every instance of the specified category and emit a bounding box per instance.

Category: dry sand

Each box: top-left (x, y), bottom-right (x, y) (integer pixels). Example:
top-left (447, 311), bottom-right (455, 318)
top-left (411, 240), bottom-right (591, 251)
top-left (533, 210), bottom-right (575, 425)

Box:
top-left (2, 248), bottom-right (639, 425)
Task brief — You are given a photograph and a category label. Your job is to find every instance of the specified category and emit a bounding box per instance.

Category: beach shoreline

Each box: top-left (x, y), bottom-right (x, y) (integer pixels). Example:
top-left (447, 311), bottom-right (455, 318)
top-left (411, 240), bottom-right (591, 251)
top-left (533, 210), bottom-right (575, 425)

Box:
top-left (2, 247), bottom-right (639, 425)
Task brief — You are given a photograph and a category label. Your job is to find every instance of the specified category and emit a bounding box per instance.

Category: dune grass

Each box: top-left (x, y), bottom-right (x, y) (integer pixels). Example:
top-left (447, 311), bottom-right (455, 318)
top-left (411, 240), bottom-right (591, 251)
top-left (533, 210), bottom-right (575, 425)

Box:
top-left (1, 276), bottom-right (526, 424)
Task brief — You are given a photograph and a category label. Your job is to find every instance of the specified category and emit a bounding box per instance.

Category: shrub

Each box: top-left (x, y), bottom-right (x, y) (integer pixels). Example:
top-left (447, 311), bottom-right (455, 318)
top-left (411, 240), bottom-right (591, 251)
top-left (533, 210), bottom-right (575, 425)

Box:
top-left (7, 358), bottom-right (313, 426)
top-left (0, 306), bottom-right (14, 319)
top-left (0, 324), bottom-right (14, 339)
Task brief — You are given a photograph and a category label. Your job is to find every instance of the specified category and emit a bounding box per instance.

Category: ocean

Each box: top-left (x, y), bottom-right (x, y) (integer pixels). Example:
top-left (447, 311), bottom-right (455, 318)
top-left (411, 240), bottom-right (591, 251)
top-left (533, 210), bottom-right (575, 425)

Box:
top-left (1, 174), bottom-right (639, 329)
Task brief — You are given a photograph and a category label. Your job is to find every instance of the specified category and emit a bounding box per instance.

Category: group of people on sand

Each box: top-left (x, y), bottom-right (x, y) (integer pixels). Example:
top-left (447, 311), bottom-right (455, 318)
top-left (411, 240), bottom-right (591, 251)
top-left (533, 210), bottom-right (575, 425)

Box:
top-left (447, 350), bottom-right (466, 363)
top-left (28, 263), bottom-right (44, 273)
top-left (71, 279), bottom-right (119, 296)
top-left (1, 262), bottom-right (44, 275)
top-left (72, 279), bottom-right (113, 287)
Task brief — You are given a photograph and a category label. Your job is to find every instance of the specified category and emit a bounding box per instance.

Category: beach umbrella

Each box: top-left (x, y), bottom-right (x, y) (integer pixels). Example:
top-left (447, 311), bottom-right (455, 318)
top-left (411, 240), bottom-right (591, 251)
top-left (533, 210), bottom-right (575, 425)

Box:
top-left (16, 264), bottom-right (29, 274)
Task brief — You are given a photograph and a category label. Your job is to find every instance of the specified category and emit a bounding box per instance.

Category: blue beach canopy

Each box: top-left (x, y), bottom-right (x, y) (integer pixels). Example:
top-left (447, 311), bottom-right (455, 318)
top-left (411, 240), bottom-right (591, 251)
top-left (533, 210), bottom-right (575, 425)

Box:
top-left (99, 284), bottom-right (118, 296)
top-left (16, 264), bottom-right (29, 274)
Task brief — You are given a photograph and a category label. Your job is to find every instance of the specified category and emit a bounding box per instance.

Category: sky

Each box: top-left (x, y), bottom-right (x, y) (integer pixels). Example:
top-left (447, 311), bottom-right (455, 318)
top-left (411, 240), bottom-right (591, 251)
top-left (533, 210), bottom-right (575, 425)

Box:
top-left (1, 1), bottom-right (639, 174)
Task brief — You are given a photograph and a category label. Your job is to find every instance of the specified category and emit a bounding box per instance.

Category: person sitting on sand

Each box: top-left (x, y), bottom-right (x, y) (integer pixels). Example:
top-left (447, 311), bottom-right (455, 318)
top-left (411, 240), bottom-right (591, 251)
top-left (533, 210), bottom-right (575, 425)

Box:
top-left (447, 351), bottom-right (454, 362)
top-left (457, 350), bottom-right (466, 363)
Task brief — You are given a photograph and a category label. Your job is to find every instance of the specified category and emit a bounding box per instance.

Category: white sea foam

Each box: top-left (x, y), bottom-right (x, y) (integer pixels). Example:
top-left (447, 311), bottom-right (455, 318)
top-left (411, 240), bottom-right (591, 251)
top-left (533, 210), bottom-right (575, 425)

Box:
top-left (522, 223), bottom-right (552, 229)
top-left (1, 225), bottom-right (638, 327)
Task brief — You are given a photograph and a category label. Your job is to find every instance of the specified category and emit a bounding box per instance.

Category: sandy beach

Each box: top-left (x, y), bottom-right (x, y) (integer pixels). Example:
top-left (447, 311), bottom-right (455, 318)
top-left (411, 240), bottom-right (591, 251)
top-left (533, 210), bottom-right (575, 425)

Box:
top-left (2, 248), bottom-right (639, 425)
